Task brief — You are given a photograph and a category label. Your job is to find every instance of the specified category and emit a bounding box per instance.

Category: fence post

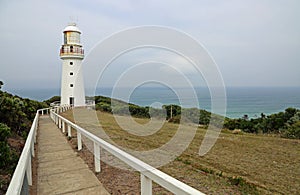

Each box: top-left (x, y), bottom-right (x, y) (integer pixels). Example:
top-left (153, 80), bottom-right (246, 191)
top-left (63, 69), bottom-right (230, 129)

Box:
top-left (34, 120), bottom-right (38, 144)
top-left (67, 125), bottom-right (71, 137)
top-left (77, 132), bottom-right (82, 151)
top-left (58, 118), bottom-right (62, 129)
top-left (94, 142), bottom-right (101, 172)
top-left (141, 173), bottom-right (152, 195)
top-left (26, 156), bottom-right (32, 186)
top-left (62, 121), bottom-right (65, 133)
top-left (31, 138), bottom-right (35, 158)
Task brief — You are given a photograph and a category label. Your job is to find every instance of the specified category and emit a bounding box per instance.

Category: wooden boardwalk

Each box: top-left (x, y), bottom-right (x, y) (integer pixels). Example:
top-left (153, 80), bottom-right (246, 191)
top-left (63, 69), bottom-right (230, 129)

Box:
top-left (37, 115), bottom-right (109, 195)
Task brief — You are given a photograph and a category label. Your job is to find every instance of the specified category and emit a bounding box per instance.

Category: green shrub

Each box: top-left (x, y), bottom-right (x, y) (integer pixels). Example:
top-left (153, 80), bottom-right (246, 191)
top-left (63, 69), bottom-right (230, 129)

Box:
top-left (96, 102), bottom-right (112, 113)
top-left (0, 123), bottom-right (11, 169)
top-left (0, 123), bottom-right (10, 142)
top-left (282, 121), bottom-right (300, 139)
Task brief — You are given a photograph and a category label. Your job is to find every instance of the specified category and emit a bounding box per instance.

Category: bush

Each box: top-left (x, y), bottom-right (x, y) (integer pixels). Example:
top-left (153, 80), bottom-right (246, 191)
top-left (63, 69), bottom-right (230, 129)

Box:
top-left (0, 123), bottom-right (11, 169)
top-left (129, 104), bottom-right (150, 118)
top-left (0, 123), bottom-right (10, 142)
top-left (282, 121), bottom-right (300, 139)
top-left (224, 119), bottom-right (236, 130)
top-left (199, 109), bottom-right (211, 125)
top-left (96, 102), bottom-right (112, 113)
top-left (0, 142), bottom-right (11, 168)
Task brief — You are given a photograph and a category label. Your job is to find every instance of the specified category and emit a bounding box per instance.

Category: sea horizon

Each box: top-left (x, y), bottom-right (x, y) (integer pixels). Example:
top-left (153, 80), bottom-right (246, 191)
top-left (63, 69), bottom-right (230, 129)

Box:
top-left (4, 86), bottom-right (300, 119)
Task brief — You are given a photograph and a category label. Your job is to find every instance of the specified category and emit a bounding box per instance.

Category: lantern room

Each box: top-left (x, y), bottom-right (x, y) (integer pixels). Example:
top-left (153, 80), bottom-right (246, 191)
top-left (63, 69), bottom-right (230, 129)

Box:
top-left (60, 23), bottom-right (84, 59)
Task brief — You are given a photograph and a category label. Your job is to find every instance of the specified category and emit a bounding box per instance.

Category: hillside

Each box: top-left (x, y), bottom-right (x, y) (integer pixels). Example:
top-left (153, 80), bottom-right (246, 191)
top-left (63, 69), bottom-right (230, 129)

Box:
top-left (0, 84), bottom-right (47, 194)
top-left (61, 108), bottom-right (300, 194)
top-left (94, 95), bottom-right (300, 138)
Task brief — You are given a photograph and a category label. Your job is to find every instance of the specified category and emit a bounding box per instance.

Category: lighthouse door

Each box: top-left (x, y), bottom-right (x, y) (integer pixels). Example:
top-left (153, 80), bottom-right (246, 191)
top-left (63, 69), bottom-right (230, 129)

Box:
top-left (69, 97), bottom-right (74, 106)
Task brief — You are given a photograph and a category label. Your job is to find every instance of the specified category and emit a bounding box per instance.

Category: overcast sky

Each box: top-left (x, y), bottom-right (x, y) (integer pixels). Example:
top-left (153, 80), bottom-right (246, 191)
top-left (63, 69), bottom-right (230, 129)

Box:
top-left (1, 0), bottom-right (300, 91)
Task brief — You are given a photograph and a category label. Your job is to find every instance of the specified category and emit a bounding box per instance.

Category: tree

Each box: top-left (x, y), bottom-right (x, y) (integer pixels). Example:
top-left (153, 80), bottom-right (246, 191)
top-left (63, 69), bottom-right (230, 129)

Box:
top-left (163, 104), bottom-right (181, 120)
top-left (0, 81), bottom-right (3, 89)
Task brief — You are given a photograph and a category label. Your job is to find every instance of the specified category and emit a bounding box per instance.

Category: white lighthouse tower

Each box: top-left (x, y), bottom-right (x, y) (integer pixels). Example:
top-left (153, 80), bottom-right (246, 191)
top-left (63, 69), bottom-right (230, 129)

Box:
top-left (59, 23), bottom-right (85, 106)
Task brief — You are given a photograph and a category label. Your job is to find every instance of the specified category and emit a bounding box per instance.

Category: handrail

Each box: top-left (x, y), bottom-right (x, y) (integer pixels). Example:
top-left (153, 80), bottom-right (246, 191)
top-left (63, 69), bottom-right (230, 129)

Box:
top-left (50, 101), bottom-right (60, 107)
top-left (60, 45), bottom-right (84, 55)
top-left (50, 107), bottom-right (204, 195)
top-left (6, 107), bottom-right (67, 195)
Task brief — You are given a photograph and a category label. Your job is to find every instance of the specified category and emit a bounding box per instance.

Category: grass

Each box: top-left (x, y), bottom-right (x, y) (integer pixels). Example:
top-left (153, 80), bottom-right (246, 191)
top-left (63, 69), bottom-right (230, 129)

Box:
top-left (61, 108), bottom-right (300, 194)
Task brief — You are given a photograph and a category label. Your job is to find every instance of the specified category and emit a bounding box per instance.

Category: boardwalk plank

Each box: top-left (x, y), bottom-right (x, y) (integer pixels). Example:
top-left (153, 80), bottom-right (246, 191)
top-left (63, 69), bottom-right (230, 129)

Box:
top-left (37, 116), bottom-right (109, 195)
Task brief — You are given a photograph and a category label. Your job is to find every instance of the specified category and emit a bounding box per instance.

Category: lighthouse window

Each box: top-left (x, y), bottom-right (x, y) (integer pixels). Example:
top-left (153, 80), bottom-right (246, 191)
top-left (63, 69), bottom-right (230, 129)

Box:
top-left (64, 33), bottom-right (67, 44)
top-left (70, 84), bottom-right (74, 87)
top-left (70, 62), bottom-right (73, 65)
top-left (70, 72), bottom-right (73, 76)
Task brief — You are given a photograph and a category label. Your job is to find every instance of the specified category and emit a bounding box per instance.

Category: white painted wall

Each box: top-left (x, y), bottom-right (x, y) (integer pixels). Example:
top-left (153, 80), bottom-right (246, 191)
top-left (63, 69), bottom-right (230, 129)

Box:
top-left (60, 58), bottom-right (85, 106)
top-left (60, 24), bottom-right (85, 107)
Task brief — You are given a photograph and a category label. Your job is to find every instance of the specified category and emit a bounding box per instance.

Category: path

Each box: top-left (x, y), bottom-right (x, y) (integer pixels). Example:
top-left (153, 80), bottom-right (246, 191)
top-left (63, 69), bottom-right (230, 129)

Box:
top-left (37, 115), bottom-right (109, 195)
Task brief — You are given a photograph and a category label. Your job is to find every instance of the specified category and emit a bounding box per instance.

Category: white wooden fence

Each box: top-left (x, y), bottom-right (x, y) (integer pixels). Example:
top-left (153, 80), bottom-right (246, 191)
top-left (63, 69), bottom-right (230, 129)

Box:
top-left (6, 106), bottom-right (204, 195)
top-left (50, 108), bottom-right (204, 195)
top-left (6, 108), bottom-right (52, 195)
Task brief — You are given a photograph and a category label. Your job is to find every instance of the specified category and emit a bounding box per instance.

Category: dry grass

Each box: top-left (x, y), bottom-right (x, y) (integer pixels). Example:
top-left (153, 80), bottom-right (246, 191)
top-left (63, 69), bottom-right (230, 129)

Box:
top-left (61, 108), bottom-right (300, 195)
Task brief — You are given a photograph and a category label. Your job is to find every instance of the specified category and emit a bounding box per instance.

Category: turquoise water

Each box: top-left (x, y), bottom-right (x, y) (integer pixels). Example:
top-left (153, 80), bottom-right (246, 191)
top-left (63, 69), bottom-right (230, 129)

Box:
top-left (7, 87), bottom-right (300, 119)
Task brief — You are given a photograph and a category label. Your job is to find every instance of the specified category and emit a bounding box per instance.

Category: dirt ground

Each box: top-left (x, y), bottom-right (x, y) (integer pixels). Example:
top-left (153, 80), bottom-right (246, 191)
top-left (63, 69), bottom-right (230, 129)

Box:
top-left (67, 134), bottom-right (173, 195)
top-left (27, 109), bottom-right (300, 194)
top-left (59, 109), bottom-right (300, 194)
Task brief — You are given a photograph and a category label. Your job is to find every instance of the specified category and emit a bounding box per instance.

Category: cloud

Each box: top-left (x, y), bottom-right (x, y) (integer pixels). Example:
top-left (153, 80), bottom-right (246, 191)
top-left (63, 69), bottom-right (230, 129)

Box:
top-left (0, 0), bottom-right (299, 90)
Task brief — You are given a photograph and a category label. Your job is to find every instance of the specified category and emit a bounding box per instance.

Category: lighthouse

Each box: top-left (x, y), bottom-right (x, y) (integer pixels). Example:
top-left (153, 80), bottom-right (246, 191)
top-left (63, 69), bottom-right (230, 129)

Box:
top-left (59, 23), bottom-right (85, 106)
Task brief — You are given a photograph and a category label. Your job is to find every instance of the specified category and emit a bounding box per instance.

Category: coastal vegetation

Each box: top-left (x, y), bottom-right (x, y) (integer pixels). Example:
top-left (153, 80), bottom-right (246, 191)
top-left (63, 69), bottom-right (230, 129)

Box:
top-left (94, 95), bottom-right (300, 139)
top-left (61, 107), bottom-right (300, 194)
top-left (43, 95), bottom-right (60, 105)
top-left (224, 108), bottom-right (300, 139)
top-left (87, 97), bottom-right (299, 193)
top-left (0, 82), bottom-right (47, 193)
top-left (0, 90), bottom-right (299, 193)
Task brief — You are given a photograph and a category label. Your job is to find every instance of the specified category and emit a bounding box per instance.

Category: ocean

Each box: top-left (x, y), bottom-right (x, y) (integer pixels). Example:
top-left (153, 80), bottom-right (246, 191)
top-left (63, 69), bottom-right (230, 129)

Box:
top-left (7, 87), bottom-right (300, 119)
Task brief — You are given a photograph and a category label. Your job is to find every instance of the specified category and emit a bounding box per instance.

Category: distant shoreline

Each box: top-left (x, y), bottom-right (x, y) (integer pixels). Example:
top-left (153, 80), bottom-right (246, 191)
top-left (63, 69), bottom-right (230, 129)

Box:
top-left (5, 86), bottom-right (300, 119)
